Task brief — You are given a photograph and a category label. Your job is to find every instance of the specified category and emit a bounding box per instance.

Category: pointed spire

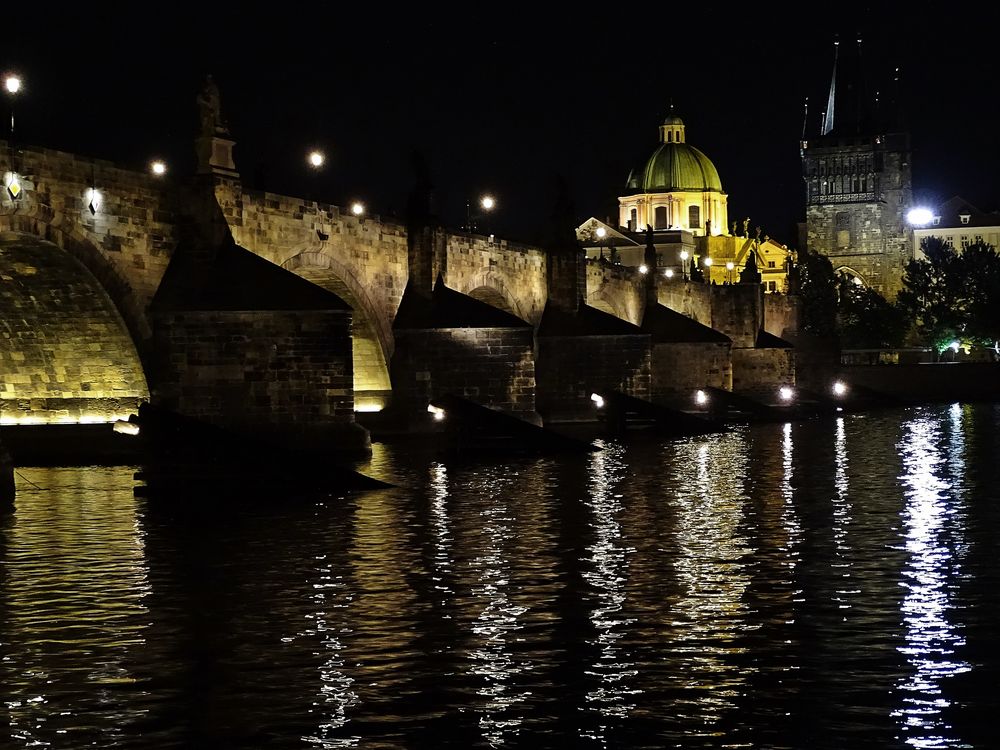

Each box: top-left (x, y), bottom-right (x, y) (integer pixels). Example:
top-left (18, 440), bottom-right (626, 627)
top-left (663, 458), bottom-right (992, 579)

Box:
top-left (821, 36), bottom-right (839, 135)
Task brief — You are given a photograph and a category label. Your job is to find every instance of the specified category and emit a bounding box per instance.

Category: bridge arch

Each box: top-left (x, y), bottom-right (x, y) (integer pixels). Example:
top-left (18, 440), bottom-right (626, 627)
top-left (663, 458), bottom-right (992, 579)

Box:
top-left (586, 290), bottom-right (626, 321)
top-left (282, 251), bottom-right (392, 410)
top-left (0, 232), bottom-right (149, 424)
top-left (457, 272), bottom-right (527, 321)
top-left (835, 266), bottom-right (867, 288)
top-left (0, 211), bottom-right (151, 345)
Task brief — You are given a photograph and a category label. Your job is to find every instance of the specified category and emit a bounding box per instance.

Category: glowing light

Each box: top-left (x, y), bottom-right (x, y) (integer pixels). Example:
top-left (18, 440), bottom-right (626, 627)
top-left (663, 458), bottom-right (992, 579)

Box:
top-left (150, 161), bottom-right (167, 176)
top-left (480, 195), bottom-right (495, 211)
top-left (353, 399), bottom-right (384, 413)
top-left (664, 268), bottom-right (674, 278)
top-left (779, 386), bottom-right (795, 402)
top-left (832, 380), bottom-right (848, 397)
top-left (726, 261), bottom-right (735, 270)
top-left (113, 420), bottom-right (140, 436)
top-left (308, 150), bottom-right (325, 168)
top-left (703, 257), bottom-right (713, 267)
top-left (590, 393), bottom-right (605, 409)
top-left (907, 207), bottom-right (934, 226)
top-left (638, 264), bottom-right (649, 274)
top-left (948, 341), bottom-right (960, 352)
top-left (679, 250), bottom-right (689, 261)
top-left (5, 172), bottom-right (21, 200)
top-left (85, 187), bottom-right (101, 214)
top-left (595, 227), bottom-right (607, 239)
top-left (852, 276), bottom-right (863, 286)
top-left (4, 75), bottom-right (21, 94)
top-left (695, 389), bottom-right (708, 406)
top-left (351, 201), bottom-right (365, 216)
top-left (427, 404), bottom-right (445, 421)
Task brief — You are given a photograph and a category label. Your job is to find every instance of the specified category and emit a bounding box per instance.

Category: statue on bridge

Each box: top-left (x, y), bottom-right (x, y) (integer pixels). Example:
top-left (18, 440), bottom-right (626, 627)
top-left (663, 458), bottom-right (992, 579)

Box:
top-left (197, 75), bottom-right (229, 136)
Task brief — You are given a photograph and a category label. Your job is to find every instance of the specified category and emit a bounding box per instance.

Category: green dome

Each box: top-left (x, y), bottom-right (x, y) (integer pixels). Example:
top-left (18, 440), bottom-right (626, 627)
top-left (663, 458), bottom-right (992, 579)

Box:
top-left (626, 142), bottom-right (723, 193)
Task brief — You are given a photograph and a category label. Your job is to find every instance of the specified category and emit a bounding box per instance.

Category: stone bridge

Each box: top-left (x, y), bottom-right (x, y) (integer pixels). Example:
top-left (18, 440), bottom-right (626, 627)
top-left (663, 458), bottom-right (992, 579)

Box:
top-left (0, 139), bottom-right (797, 442)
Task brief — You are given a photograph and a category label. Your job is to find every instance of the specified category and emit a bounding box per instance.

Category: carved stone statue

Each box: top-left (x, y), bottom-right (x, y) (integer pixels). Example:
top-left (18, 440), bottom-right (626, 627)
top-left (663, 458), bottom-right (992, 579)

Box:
top-left (197, 75), bottom-right (228, 136)
top-left (742, 217), bottom-right (750, 238)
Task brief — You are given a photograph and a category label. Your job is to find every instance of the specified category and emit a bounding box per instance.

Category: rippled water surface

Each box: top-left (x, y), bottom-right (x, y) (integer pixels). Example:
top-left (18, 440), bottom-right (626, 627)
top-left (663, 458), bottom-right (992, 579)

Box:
top-left (4, 403), bottom-right (1000, 748)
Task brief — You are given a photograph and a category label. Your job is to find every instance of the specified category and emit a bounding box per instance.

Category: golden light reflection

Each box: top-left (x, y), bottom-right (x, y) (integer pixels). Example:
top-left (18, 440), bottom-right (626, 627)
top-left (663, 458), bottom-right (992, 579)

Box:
top-left (582, 440), bottom-right (640, 728)
top-left (4, 467), bottom-right (151, 745)
top-left (781, 422), bottom-right (803, 579)
top-left (668, 430), bottom-right (757, 727)
top-left (891, 412), bottom-right (970, 748)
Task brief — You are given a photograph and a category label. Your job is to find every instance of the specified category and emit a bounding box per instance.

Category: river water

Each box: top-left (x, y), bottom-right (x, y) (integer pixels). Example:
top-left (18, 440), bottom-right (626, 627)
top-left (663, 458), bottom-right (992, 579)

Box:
top-left (2, 403), bottom-right (999, 749)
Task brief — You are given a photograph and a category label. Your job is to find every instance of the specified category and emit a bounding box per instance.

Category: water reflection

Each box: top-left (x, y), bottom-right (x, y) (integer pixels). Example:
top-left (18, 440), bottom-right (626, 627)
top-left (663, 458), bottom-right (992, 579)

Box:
top-left (668, 430), bottom-right (756, 734)
top-left (461, 468), bottom-right (530, 747)
top-left (2, 467), bottom-right (151, 747)
top-left (581, 440), bottom-right (639, 737)
top-left (831, 417), bottom-right (858, 610)
top-left (893, 410), bottom-right (971, 748)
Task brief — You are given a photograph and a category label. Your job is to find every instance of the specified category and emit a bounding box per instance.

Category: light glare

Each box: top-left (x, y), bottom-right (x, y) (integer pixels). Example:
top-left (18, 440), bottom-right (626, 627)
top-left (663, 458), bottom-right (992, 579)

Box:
top-left (638, 264), bottom-right (649, 274)
top-left (664, 268), bottom-right (674, 278)
top-left (907, 207), bottom-right (933, 225)
top-left (695, 389), bottom-right (708, 406)
top-left (427, 404), bottom-right (445, 421)
top-left (590, 393), bottom-right (605, 409)
top-left (779, 386), bottom-right (794, 402)
top-left (596, 227), bottom-right (607, 238)
top-left (4, 76), bottom-right (20, 94)
top-left (832, 381), bottom-right (847, 397)
top-left (151, 160), bottom-right (167, 176)
top-left (480, 195), bottom-right (495, 210)
top-left (308, 150), bottom-right (324, 168)
top-left (351, 202), bottom-right (365, 216)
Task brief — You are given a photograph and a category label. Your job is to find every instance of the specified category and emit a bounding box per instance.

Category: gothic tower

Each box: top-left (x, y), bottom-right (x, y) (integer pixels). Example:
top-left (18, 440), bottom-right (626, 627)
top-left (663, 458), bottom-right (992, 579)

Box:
top-left (800, 37), bottom-right (912, 298)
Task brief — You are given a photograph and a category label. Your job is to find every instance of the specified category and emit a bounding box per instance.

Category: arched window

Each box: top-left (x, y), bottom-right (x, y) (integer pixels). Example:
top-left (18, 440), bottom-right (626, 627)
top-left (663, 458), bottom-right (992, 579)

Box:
top-left (629, 208), bottom-right (637, 231)
top-left (654, 206), bottom-right (667, 229)
top-left (688, 205), bottom-right (700, 230)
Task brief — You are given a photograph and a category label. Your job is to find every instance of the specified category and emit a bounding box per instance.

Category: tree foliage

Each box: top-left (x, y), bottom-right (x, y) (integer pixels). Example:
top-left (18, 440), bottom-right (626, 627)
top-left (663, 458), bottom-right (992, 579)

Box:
top-left (794, 247), bottom-right (839, 338)
top-left (836, 276), bottom-right (909, 348)
top-left (897, 236), bottom-right (1000, 352)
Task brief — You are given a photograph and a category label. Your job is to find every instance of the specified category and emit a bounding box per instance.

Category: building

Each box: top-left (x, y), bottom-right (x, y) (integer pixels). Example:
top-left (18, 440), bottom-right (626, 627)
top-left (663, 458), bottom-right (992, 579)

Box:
top-left (910, 196), bottom-right (1000, 258)
top-left (577, 109), bottom-right (791, 291)
top-left (801, 38), bottom-right (913, 298)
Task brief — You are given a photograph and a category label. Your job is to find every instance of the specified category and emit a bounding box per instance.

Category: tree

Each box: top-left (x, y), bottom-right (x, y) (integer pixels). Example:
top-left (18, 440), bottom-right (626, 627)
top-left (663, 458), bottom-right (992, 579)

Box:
top-left (794, 247), bottom-right (838, 338)
top-left (837, 276), bottom-right (909, 349)
top-left (896, 236), bottom-right (1000, 354)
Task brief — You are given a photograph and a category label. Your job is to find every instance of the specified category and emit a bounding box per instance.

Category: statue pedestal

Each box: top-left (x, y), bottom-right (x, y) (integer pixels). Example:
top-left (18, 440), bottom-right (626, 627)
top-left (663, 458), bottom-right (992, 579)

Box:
top-left (196, 134), bottom-right (238, 178)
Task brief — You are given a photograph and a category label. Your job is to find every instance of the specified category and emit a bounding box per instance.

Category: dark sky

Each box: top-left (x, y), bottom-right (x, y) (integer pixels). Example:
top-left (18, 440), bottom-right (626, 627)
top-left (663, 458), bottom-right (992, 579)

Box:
top-left (4, 5), bottom-right (998, 247)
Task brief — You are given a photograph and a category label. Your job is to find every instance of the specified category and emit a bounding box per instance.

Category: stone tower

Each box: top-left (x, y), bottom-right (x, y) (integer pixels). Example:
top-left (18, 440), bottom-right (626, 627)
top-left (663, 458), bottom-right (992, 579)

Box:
top-left (800, 37), bottom-right (912, 298)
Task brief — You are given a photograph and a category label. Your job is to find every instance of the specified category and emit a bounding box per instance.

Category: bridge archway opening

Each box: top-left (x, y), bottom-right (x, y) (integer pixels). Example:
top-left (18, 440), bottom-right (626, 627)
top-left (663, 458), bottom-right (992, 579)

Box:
top-left (282, 254), bottom-right (391, 412)
top-left (0, 232), bottom-right (149, 425)
top-left (835, 266), bottom-right (867, 289)
top-left (467, 285), bottom-right (515, 315)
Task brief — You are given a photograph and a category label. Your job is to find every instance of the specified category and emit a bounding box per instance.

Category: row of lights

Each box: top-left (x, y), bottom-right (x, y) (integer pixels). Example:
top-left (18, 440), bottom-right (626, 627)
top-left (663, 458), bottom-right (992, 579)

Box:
top-left (308, 149), bottom-right (366, 217)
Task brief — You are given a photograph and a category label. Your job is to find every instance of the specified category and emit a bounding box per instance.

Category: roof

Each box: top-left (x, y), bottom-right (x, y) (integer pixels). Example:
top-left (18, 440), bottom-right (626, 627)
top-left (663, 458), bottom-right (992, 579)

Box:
top-left (151, 239), bottom-right (350, 312)
top-left (393, 275), bottom-right (530, 330)
top-left (756, 329), bottom-right (794, 349)
top-left (641, 303), bottom-right (731, 344)
top-left (928, 196), bottom-right (1000, 230)
top-left (537, 300), bottom-right (647, 337)
top-left (625, 142), bottom-right (723, 193)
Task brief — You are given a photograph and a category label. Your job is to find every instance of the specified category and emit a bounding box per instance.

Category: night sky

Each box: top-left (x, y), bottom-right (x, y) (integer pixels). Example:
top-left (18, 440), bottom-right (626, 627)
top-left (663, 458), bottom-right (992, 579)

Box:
top-left (4, 5), bottom-right (997, 247)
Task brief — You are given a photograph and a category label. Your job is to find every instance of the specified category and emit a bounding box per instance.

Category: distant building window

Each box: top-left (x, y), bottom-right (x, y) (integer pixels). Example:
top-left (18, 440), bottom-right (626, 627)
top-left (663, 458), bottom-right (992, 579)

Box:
top-left (630, 208), bottom-right (637, 231)
top-left (932, 217), bottom-right (940, 226)
top-left (960, 214), bottom-right (971, 225)
top-left (689, 205), bottom-right (700, 229)
top-left (961, 235), bottom-right (970, 249)
top-left (767, 281), bottom-right (777, 292)
top-left (768, 260), bottom-right (776, 268)
top-left (654, 206), bottom-right (667, 229)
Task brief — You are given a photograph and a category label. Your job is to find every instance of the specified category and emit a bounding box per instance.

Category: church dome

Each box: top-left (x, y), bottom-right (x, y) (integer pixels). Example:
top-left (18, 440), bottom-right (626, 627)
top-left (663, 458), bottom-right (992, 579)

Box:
top-left (625, 114), bottom-right (723, 193)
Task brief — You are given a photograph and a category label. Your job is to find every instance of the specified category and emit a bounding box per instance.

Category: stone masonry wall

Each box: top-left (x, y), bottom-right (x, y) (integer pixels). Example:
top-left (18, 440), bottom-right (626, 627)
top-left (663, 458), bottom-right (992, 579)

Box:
top-left (732, 348), bottom-right (795, 397)
top-left (390, 327), bottom-right (537, 424)
top-left (150, 309), bottom-right (358, 447)
top-left (763, 294), bottom-right (799, 339)
top-left (0, 140), bottom-right (179, 344)
top-left (650, 342), bottom-right (732, 403)
top-left (536, 336), bottom-right (651, 422)
top-left (0, 233), bottom-right (149, 424)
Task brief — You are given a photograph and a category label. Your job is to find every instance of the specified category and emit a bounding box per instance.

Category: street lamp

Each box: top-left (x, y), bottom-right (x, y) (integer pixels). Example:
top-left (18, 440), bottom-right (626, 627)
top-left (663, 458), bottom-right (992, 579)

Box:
top-left (466, 193), bottom-right (496, 234)
top-left (4, 73), bottom-right (21, 137)
top-left (351, 201), bottom-right (365, 216)
top-left (150, 160), bottom-right (167, 176)
top-left (596, 226), bottom-right (607, 261)
top-left (679, 250), bottom-right (689, 280)
top-left (726, 260), bottom-right (735, 284)
top-left (308, 150), bottom-right (325, 169)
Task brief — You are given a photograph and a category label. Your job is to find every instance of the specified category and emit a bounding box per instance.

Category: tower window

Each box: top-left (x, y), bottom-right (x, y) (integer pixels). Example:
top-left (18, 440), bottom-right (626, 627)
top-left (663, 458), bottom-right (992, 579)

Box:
top-left (630, 208), bottom-right (637, 231)
top-left (689, 205), bottom-right (700, 230)
top-left (654, 206), bottom-right (667, 229)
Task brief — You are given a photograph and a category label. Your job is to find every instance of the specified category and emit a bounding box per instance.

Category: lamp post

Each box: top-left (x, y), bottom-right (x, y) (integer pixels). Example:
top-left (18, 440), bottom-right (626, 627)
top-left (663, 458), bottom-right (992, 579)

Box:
top-left (4, 74), bottom-right (20, 137)
top-left (726, 261), bottom-right (735, 284)
top-left (596, 226), bottom-right (607, 261)
top-left (679, 250), bottom-right (689, 281)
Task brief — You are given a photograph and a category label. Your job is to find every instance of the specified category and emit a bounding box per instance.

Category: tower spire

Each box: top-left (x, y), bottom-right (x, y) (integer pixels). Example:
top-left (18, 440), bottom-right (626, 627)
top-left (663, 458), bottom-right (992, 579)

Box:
top-left (821, 36), bottom-right (839, 135)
